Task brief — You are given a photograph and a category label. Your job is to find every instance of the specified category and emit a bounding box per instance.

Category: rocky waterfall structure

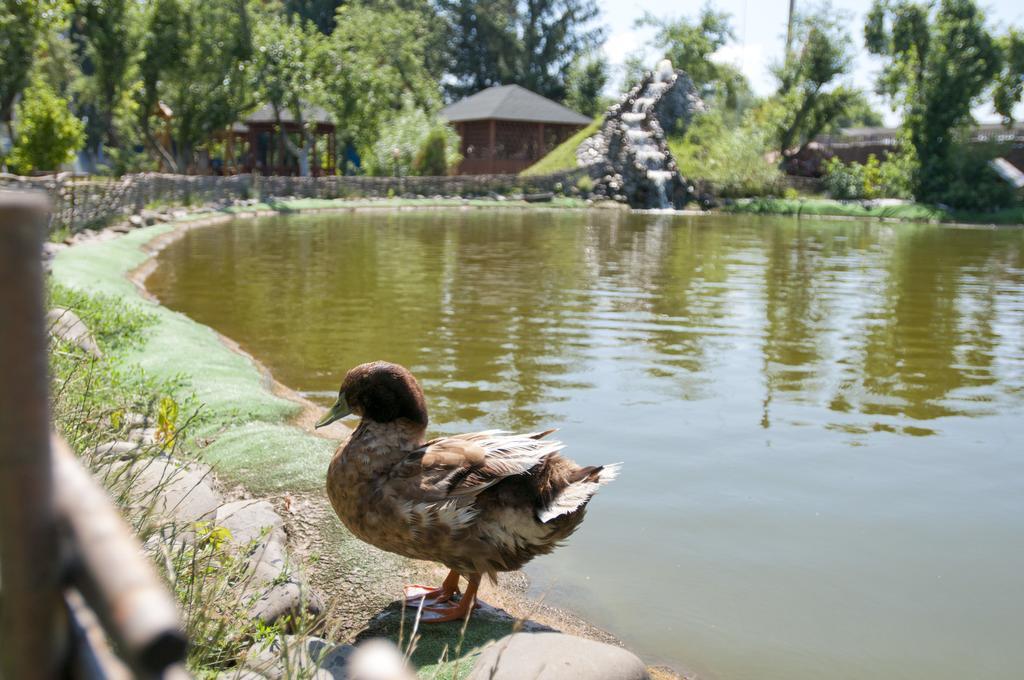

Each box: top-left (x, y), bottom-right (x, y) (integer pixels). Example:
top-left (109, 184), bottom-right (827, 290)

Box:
top-left (578, 60), bottom-right (705, 209)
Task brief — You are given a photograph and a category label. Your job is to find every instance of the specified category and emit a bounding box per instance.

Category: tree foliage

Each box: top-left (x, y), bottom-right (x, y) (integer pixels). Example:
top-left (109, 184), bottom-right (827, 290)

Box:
top-left (768, 2), bottom-right (856, 160)
top-left (325, 2), bottom-right (441, 150)
top-left (8, 76), bottom-right (85, 172)
top-left (864, 0), bottom-right (1019, 204)
top-left (565, 52), bottom-right (608, 117)
top-left (444, 0), bottom-right (604, 101)
top-left (136, 0), bottom-right (253, 172)
top-left (251, 10), bottom-right (327, 175)
top-left (0, 0), bottom-right (44, 135)
top-left (75, 0), bottom-right (141, 154)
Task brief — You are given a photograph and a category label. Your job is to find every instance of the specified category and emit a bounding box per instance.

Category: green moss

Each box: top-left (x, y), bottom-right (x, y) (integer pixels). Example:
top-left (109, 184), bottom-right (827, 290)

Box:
top-left (520, 118), bottom-right (601, 176)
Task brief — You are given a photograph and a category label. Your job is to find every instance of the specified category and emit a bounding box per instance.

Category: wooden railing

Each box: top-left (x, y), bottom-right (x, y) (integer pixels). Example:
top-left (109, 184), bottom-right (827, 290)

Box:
top-left (0, 191), bottom-right (189, 679)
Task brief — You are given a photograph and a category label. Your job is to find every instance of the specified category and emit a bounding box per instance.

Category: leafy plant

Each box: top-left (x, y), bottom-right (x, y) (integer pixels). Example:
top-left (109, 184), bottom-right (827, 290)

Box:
top-left (8, 77), bottom-right (85, 173)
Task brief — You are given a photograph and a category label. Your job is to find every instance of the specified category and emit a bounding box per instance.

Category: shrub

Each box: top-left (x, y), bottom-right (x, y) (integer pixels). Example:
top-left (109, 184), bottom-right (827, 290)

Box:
top-left (363, 102), bottom-right (461, 177)
top-left (669, 110), bottom-right (782, 198)
top-left (8, 77), bottom-right (85, 173)
top-left (824, 152), bottom-right (914, 200)
top-left (412, 127), bottom-right (450, 176)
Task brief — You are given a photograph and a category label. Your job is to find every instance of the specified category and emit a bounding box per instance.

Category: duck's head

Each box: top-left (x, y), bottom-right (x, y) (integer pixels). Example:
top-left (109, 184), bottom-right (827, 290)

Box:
top-left (315, 361), bottom-right (428, 429)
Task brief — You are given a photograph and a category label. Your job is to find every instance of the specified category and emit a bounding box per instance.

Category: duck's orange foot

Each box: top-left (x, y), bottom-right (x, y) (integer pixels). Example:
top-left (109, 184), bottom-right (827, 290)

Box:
top-left (403, 569), bottom-right (462, 606)
top-left (415, 596), bottom-right (481, 623)
top-left (407, 573), bottom-right (482, 624)
top-left (403, 583), bottom-right (459, 605)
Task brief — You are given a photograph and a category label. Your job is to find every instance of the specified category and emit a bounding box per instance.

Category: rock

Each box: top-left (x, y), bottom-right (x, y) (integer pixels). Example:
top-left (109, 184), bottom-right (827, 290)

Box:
top-left (249, 581), bottom-right (323, 626)
top-left (42, 241), bottom-right (67, 257)
top-left (92, 440), bottom-right (143, 459)
top-left (215, 671), bottom-right (269, 680)
top-left (128, 427), bottom-right (158, 445)
top-left (172, 209), bottom-right (188, 219)
top-left (130, 459), bottom-right (222, 526)
top-left (242, 636), bottom-right (355, 680)
top-left (214, 500), bottom-right (323, 624)
top-left (46, 308), bottom-right (102, 357)
top-left (215, 499), bottom-right (288, 579)
top-left (467, 632), bottom-right (649, 680)
top-left (129, 214), bottom-right (145, 227)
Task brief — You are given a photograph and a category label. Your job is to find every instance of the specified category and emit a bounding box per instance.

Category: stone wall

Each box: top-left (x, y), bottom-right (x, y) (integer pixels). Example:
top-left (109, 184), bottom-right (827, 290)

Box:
top-left (0, 170), bottom-right (584, 235)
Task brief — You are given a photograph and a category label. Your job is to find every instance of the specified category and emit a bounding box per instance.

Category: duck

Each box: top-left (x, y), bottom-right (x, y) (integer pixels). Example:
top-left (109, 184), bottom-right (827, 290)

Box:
top-left (316, 361), bottom-right (620, 623)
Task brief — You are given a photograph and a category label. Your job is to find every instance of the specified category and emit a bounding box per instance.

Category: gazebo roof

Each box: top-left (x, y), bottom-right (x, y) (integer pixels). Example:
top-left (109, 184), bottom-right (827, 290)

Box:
top-left (244, 102), bottom-right (334, 126)
top-left (441, 85), bottom-right (591, 125)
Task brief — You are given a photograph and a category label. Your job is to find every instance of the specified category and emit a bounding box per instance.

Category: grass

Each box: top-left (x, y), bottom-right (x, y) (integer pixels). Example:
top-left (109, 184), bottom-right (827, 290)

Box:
top-left (725, 196), bottom-right (1024, 226)
top-left (725, 197), bottom-right (948, 222)
top-left (520, 118), bottom-right (602, 176)
top-left (47, 283), bottom-right (321, 677)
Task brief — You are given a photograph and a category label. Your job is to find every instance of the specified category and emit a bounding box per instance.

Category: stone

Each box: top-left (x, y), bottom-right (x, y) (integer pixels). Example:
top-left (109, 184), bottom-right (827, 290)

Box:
top-left (130, 459), bottom-right (222, 525)
top-left (249, 581), bottom-right (324, 627)
top-left (242, 636), bottom-right (355, 680)
top-left (46, 308), bottom-right (102, 357)
top-left (129, 214), bottom-right (145, 227)
top-left (128, 427), bottom-right (158, 445)
top-left (215, 671), bottom-right (269, 680)
top-left (466, 632), bottom-right (649, 680)
top-left (92, 440), bottom-right (143, 459)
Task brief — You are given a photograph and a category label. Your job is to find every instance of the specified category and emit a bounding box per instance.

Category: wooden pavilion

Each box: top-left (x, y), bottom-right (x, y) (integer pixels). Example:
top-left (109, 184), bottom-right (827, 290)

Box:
top-left (441, 85), bottom-right (591, 174)
top-left (220, 103), bottom-right (337, 176)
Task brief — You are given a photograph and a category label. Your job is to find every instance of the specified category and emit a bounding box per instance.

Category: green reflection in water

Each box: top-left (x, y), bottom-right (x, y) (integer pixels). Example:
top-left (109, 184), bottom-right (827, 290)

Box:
top-left (147, 211), bottom-right (1024, 680)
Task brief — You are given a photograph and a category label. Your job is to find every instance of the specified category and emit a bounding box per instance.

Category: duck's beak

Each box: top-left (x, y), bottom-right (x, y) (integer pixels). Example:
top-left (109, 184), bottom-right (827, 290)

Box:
top-left (315, 393), bottom-right (351, 428)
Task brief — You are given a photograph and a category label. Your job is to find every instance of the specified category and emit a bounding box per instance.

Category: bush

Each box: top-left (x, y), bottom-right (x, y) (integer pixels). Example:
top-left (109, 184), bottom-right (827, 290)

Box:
top-left (363, 102), bottom-right (461, 177)
top-left (8, 77), bottom-right (85, 173)
top-left (412, 127), bottom-right (450, 176)
top-left (921, 140), bottom-right (1017, 211)
top-left (669, 110), bottom-right (782, 197)
top-left (823, 152), bottom-right (915, 200)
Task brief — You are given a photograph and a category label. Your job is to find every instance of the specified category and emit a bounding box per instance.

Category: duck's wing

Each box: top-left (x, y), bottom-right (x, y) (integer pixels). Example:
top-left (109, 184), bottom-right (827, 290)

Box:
top-left (396, 430), bottom-right (564, 502)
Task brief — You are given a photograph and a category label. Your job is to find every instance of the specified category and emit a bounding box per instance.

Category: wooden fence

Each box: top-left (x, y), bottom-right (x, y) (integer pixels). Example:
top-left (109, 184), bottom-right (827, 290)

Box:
top-left (0, 191), bottom-right (189, 679)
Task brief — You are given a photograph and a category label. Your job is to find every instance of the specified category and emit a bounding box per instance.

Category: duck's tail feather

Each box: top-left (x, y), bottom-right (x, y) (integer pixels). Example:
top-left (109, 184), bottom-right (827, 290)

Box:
top-left (537, 462), bottom-right (622, 523)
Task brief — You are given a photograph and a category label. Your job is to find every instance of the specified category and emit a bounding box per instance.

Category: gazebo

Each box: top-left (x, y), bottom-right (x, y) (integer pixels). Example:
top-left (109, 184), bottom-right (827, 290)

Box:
top-left (223, 103), bottom-right (337, 176)
top-left (441, 85), bottom-right (591, 174)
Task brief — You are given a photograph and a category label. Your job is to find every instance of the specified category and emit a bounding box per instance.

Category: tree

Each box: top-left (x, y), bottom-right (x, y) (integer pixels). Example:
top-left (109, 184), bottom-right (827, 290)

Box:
top-left (0, 0), bottom-right (43, 142)
top-left (326, 2), bottom-right (442, 151)
top-left (565, 52), bottom-right (608, 117)
top-left (444, 0), bottom-right (604, 101)
top-left (75, 0), bottom-right (141, 161)
top-left (864, 0), bottom-right (1007, 202)
top-left (136, 0), bottom-right (253, 172)
top-left (638, 4), bottom-right (733, 90)
top-left (284, 0), bottom-right (343, 34)
top-left (830, 89), bottom-right (885, 130)
top-left (251, 11), bottom-right (327, 176)
top-left (768, 2), bottom-right (856, 161)
top-left (8, 76), bottom-right (85, 172)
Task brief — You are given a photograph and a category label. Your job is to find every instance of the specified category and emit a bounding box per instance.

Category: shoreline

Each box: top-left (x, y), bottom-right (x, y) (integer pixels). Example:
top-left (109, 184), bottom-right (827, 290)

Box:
top-left (51, 200), bottom-right (680, 679)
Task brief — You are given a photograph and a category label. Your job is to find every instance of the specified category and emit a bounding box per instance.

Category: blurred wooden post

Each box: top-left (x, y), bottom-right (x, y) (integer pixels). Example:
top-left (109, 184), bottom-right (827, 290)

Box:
top-left (0, 190), bottom-right (65, 679)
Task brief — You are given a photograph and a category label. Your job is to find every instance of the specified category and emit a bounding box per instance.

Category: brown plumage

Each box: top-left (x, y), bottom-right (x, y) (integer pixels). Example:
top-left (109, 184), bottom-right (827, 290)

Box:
top-left (319, 361), bottom-right (619, 621)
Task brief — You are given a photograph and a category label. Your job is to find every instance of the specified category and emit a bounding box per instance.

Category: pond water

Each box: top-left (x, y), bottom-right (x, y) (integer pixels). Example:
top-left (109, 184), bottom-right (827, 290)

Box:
top-left (146, 210), bottom-right (1024, 680)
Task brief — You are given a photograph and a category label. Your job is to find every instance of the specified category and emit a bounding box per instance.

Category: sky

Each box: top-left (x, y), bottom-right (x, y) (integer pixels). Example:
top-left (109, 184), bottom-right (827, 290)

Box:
top-left (598, 0), bottom-right (1024, 126)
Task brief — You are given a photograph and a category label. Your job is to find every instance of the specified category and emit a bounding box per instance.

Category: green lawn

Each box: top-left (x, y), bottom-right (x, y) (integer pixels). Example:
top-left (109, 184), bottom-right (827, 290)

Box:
top-left (520, 118), bottom-right (602, 176)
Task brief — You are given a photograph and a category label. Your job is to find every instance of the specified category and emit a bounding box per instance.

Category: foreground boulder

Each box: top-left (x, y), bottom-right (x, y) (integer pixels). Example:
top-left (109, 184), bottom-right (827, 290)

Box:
top-left (46, 308), bottom-right (102, 357)
top-left (467, 632), bottom-right (649, 680)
